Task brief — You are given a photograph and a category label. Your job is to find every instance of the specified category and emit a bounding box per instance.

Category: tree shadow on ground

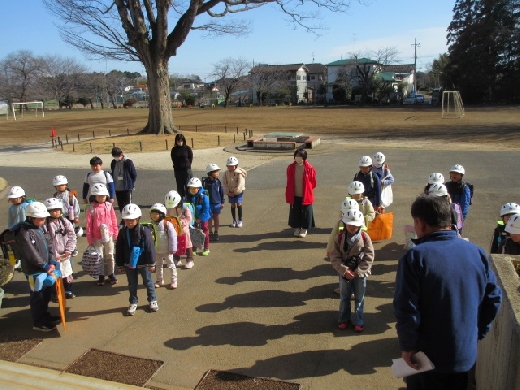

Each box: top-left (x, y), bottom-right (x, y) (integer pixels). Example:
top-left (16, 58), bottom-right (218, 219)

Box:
top-left (165, 304), bottom-right (394, 351)
top-left (216, 264), bottom-right (331, 285)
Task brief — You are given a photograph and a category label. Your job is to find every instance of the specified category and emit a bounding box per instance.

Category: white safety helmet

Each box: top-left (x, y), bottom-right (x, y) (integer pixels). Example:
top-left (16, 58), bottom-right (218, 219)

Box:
top-left (341, 210), bottom-right (365, 227)
top-left (505, 214), bottom-right (520, 234)
top-left (25, 202), bottom-right (50, 218)
top-left (206, 163), bottom-right (221, 174)
top-left (187, 177), bottom-right (202, 188)
top-left (7, 186), bottom-right (25, 199)
top-left (428, 183), bottom-right (449, 197)
top-left (373, 152), bottom-right (385, 167)
top-left (358, 156), bottom-right (372, 167)
top-left (226, 156), bottom-right (239, 166)
top-left (450, 164), bottom-right (465, 175)
top-left (340, 198), bottom-right (360, 214)
top-left (121, 203), bottom-right (142, 220)
top-left (150, 202), bottom-right (167, 215)
top-left (90, 183), bottom-right (109, 196)
top-left (428, 173), bottom-right (445, 185)
top-left (164, 190), bottom-right (182, 208)
top-left (500, 203), bottom-right (520, 217)
top-left (347, 181), bottom-right (365, 195)
top-left (44, 198), bottom-right (63, 210)
top-left (52, 175), bottom-right (68, 186)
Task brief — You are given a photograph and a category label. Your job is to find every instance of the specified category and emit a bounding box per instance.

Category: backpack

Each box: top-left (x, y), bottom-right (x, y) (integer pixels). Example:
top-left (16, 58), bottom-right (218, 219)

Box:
top-left (141, 218), bottom-right (183, 246)
top-left (462, 181), bottom-right (474, 205)
top-left (54, 189), bottom-right (79, 207)
top-left (0, 222), bottom-right (24, 262)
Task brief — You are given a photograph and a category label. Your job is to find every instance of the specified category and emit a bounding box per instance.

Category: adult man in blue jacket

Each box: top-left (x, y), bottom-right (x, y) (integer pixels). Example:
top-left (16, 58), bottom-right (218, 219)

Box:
top-left (394, 195), bottom-right (502, 390)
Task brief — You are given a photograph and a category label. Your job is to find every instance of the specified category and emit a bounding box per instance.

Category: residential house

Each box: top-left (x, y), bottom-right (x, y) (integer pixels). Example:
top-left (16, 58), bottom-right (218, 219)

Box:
top-left (305, 63), bottom-right (327, 103)
top-left (325, 58), bottom-right (379, 103)
top-left (380, 64), bottom-right (415, 95)
top-left (250, 64), bottom-right (309, 104)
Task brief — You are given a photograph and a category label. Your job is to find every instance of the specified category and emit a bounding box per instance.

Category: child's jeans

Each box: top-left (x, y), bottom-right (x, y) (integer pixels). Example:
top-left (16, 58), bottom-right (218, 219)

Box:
top-left (93, 238), bottom-right (115, 276)
top-left (338, 275), bottom-right (366, 325)
top-left (156, 253), bottom-right (177, 284)
top-left (125, 267), bottom-right (156, 304)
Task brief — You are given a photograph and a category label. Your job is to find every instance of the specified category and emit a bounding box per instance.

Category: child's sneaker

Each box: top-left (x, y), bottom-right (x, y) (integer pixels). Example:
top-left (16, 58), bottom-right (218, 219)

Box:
top-left (230, 220), bottom-right (237, 227)
top-left (72, 249), bottom-right (79, 257)
top-left (175, 260), bottom-right (183, 267)
top-left (155, 279), bottom-right (163, 288)
top-left (213, 232), bottom-right (219, 241)
top-left (97, 275), bottom-right (105, 286)
top-left (33, 323), bottom-right (57, 332)
top-left (149, 301), bottom-right (159, 312)
top-left (202, 249), bottom-right (210, 256)
top-left (185, 260), bottom-right (194, 269)
top-left (168, 282), bottom-right (177, 290)
top-left (127, 303), bottom-right (138, 316)
top-left (354, 325), bottom-right (364, 333)
top-left (338, 322), bottom-right (349, 330)
top-left (237, 221), bottom-right (243, 228)
top-left (108, 274), bottom-right (118, 285)
top-left (65, 292), bottom-right (76, 299)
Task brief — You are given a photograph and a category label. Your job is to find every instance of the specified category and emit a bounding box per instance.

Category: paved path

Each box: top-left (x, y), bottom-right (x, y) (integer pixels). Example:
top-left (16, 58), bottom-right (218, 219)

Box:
top-left (0, 143), bottom-right (515, 389)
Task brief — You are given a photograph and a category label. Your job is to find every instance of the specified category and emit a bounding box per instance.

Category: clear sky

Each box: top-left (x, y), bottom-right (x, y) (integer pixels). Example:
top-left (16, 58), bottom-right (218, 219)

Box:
top-left (0, 0), bottom-right (454, 81)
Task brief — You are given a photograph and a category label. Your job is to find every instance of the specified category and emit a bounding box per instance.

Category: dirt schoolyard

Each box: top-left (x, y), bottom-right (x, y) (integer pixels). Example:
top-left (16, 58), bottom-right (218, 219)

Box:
top-left (1, 105), bottom-right (520, 153)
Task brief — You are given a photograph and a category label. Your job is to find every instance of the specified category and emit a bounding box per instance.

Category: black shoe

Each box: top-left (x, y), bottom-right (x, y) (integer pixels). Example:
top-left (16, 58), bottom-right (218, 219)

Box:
top-left (33, 323), bottom-right (57, 332)
top-left (45, 313), bottom-right (61, 325)
top-left (213, 232), bottom-right (219, 241)
top-left (209, 232), bottom-right (214, 242)
top-left (65, 292), bottom-right (76, 299)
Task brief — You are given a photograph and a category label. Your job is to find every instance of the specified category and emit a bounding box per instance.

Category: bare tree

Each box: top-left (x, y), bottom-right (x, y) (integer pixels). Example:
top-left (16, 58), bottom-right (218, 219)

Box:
top-left (211, 57), bottom-right (251, 107)
top-left (39, 55), bottom-right (87, 108)
top-left (249, 65), bottom-right (293, 105)
top-left (43, 0), bottom-right (352, 134)
top-left (0, 50), bottom-right (43, 106)
top-left (348, 47), bottom-right (399, 103)
top-left (77, 72), bottom-right (108, 109)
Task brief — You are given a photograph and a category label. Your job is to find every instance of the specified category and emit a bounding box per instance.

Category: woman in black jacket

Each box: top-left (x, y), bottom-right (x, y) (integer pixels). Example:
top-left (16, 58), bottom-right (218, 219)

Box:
top-left (170, 134), bottom-right (193, 199)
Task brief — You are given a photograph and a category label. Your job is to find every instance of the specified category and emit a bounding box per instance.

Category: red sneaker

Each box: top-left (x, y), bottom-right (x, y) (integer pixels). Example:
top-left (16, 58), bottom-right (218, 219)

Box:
top-left (338, 322), bottom-right (349, 330)
top-left (354, 325), bottom-right (364, 333)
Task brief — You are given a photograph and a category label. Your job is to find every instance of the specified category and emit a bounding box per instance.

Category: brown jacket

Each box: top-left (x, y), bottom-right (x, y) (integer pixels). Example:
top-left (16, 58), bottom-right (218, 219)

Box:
top-left (330, 228), bottom-right (374, 278)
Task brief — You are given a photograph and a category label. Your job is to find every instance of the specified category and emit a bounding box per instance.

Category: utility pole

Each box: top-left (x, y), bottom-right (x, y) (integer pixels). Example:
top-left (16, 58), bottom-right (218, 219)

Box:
top-left (411, 38), bottom-right (420, 93)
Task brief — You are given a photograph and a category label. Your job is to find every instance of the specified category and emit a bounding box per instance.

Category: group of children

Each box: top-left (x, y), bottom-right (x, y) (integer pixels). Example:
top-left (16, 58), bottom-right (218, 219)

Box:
top-left (5, 152), bottom-right (248, 325)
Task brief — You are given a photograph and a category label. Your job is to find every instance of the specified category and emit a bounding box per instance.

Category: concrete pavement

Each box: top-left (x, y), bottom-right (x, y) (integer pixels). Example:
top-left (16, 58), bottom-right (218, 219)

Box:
top-left (0, 142), bottom-right (515, 389)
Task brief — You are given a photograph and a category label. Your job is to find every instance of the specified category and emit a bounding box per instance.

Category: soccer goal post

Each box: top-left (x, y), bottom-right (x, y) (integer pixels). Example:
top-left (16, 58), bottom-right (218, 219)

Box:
top-left (441, 91), bottom-right (464, 119)
top-left (8, 101), bottom-right (44, 121)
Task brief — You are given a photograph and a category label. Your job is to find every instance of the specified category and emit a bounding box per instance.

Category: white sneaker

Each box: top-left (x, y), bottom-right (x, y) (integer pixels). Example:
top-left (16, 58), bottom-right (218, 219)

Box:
top-left (149, 301), bottom-right (159, 312)
top-left (230, 220), bottom-right (237, 227)
top-left (127, 303), bottom-right (138, 316)
top-left (185, 260), bottom-right (194, 269)
top-left (293, 228), bottom-right (301, 237)
top-left (154, 280), bottom-right (162, 288)
top-left (237, 221), bottom-right (243, 228)
top-left (175, 260), bottom-right (183, 267)
top-left (299, 229), bottom-right (308, 238)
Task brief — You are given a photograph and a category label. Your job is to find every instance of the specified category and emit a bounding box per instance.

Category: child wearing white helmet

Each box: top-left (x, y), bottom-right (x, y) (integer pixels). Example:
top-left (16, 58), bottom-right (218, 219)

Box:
top-left (353, 156), bottom-right (382, 212)
top-left (423, 173), bottom-right (445, 195)
top-left (149, 203), bottom-right (178, 289)
top-left (116, 203), bottom-right (158, 315)
top-left (428, 183), bottom-right (463, 234)
top-left (43, 198), bottom-right (77, 299)
top-left (186, 177), bottom-right (211, 260)
top-left (52, 175), bottom-right (81, 255)
top-left (502, 214), bottom-right (520, 255)
top-left (86, 183), bottom-right (119, 286)
top-left (372, 152), bottom-right (394, 210)
top-left (327, 181), bottom-right (375, 294)
top-left (202, 163), bottom-right (225, 241)
top-left (330, 210), bottom-right (374, 333)
top-left (223, 156), bottom-right (247, 228)
top-left (490, 203), bottom-right (520, 254)
top-left (165, 190), bottom-right (194, 267)
top-left (7, 185), bottom-right (31, 229)
top-left (325, 198), bottom-right (360, 258)
top-left (7, 185), bottom-right (32, 269)
top-left (445, 164), bottom-right (472, 223)
top-left (14, 202), bottom-right (61, 331)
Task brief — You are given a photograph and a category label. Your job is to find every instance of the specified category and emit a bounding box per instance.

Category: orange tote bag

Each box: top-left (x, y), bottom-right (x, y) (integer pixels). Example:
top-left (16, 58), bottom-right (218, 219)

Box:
top-left (367, 212), bottom-right (394, 242)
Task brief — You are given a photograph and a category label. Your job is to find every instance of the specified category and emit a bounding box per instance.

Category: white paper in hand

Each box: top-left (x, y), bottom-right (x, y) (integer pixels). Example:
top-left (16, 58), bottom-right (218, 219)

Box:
top-left (391, 351), bottom-right (435, 378)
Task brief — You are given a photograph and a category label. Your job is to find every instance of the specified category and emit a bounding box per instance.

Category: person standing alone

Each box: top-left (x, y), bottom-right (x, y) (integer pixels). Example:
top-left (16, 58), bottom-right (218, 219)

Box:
top-left (170, 134), bottom-right (193, 199)
top-left (111, 147), bottom-right (137, 214)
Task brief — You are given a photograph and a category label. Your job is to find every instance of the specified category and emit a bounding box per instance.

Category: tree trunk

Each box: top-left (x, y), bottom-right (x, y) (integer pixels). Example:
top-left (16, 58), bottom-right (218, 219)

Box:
top-left (141, 59), bottom-right (176, 134)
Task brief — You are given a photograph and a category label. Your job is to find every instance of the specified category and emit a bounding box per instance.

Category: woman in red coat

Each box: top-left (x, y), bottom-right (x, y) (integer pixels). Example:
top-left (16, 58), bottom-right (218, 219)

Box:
top-left (286, 147), bottom-right (317, 238)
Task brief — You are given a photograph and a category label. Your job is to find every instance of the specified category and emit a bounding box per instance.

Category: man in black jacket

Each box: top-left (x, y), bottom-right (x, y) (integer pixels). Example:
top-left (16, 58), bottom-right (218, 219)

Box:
top-left (170, 134), bottom-right (193, 199)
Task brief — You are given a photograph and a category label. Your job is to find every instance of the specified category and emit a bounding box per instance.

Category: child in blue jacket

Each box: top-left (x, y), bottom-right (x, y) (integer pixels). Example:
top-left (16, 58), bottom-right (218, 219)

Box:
top-left (203, 163), bottom-right (225, 242)
top-left (186, 177), bottom-right (211, 256)
top-left (353, 156), bottom-right (382, 212)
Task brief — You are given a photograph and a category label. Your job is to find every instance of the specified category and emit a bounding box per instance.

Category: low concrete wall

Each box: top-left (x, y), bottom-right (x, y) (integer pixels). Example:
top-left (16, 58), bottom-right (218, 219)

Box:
top-left (476, 254), bottom-right (520, 389)
top-left (304, 137), bottom-right (321, 149)
top-left (253, 141), bottom-right (296, 150)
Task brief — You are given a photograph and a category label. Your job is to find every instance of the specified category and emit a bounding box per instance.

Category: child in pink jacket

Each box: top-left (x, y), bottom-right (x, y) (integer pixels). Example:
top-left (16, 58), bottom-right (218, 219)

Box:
top-left (86, 183), bottom-right (119, 286)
